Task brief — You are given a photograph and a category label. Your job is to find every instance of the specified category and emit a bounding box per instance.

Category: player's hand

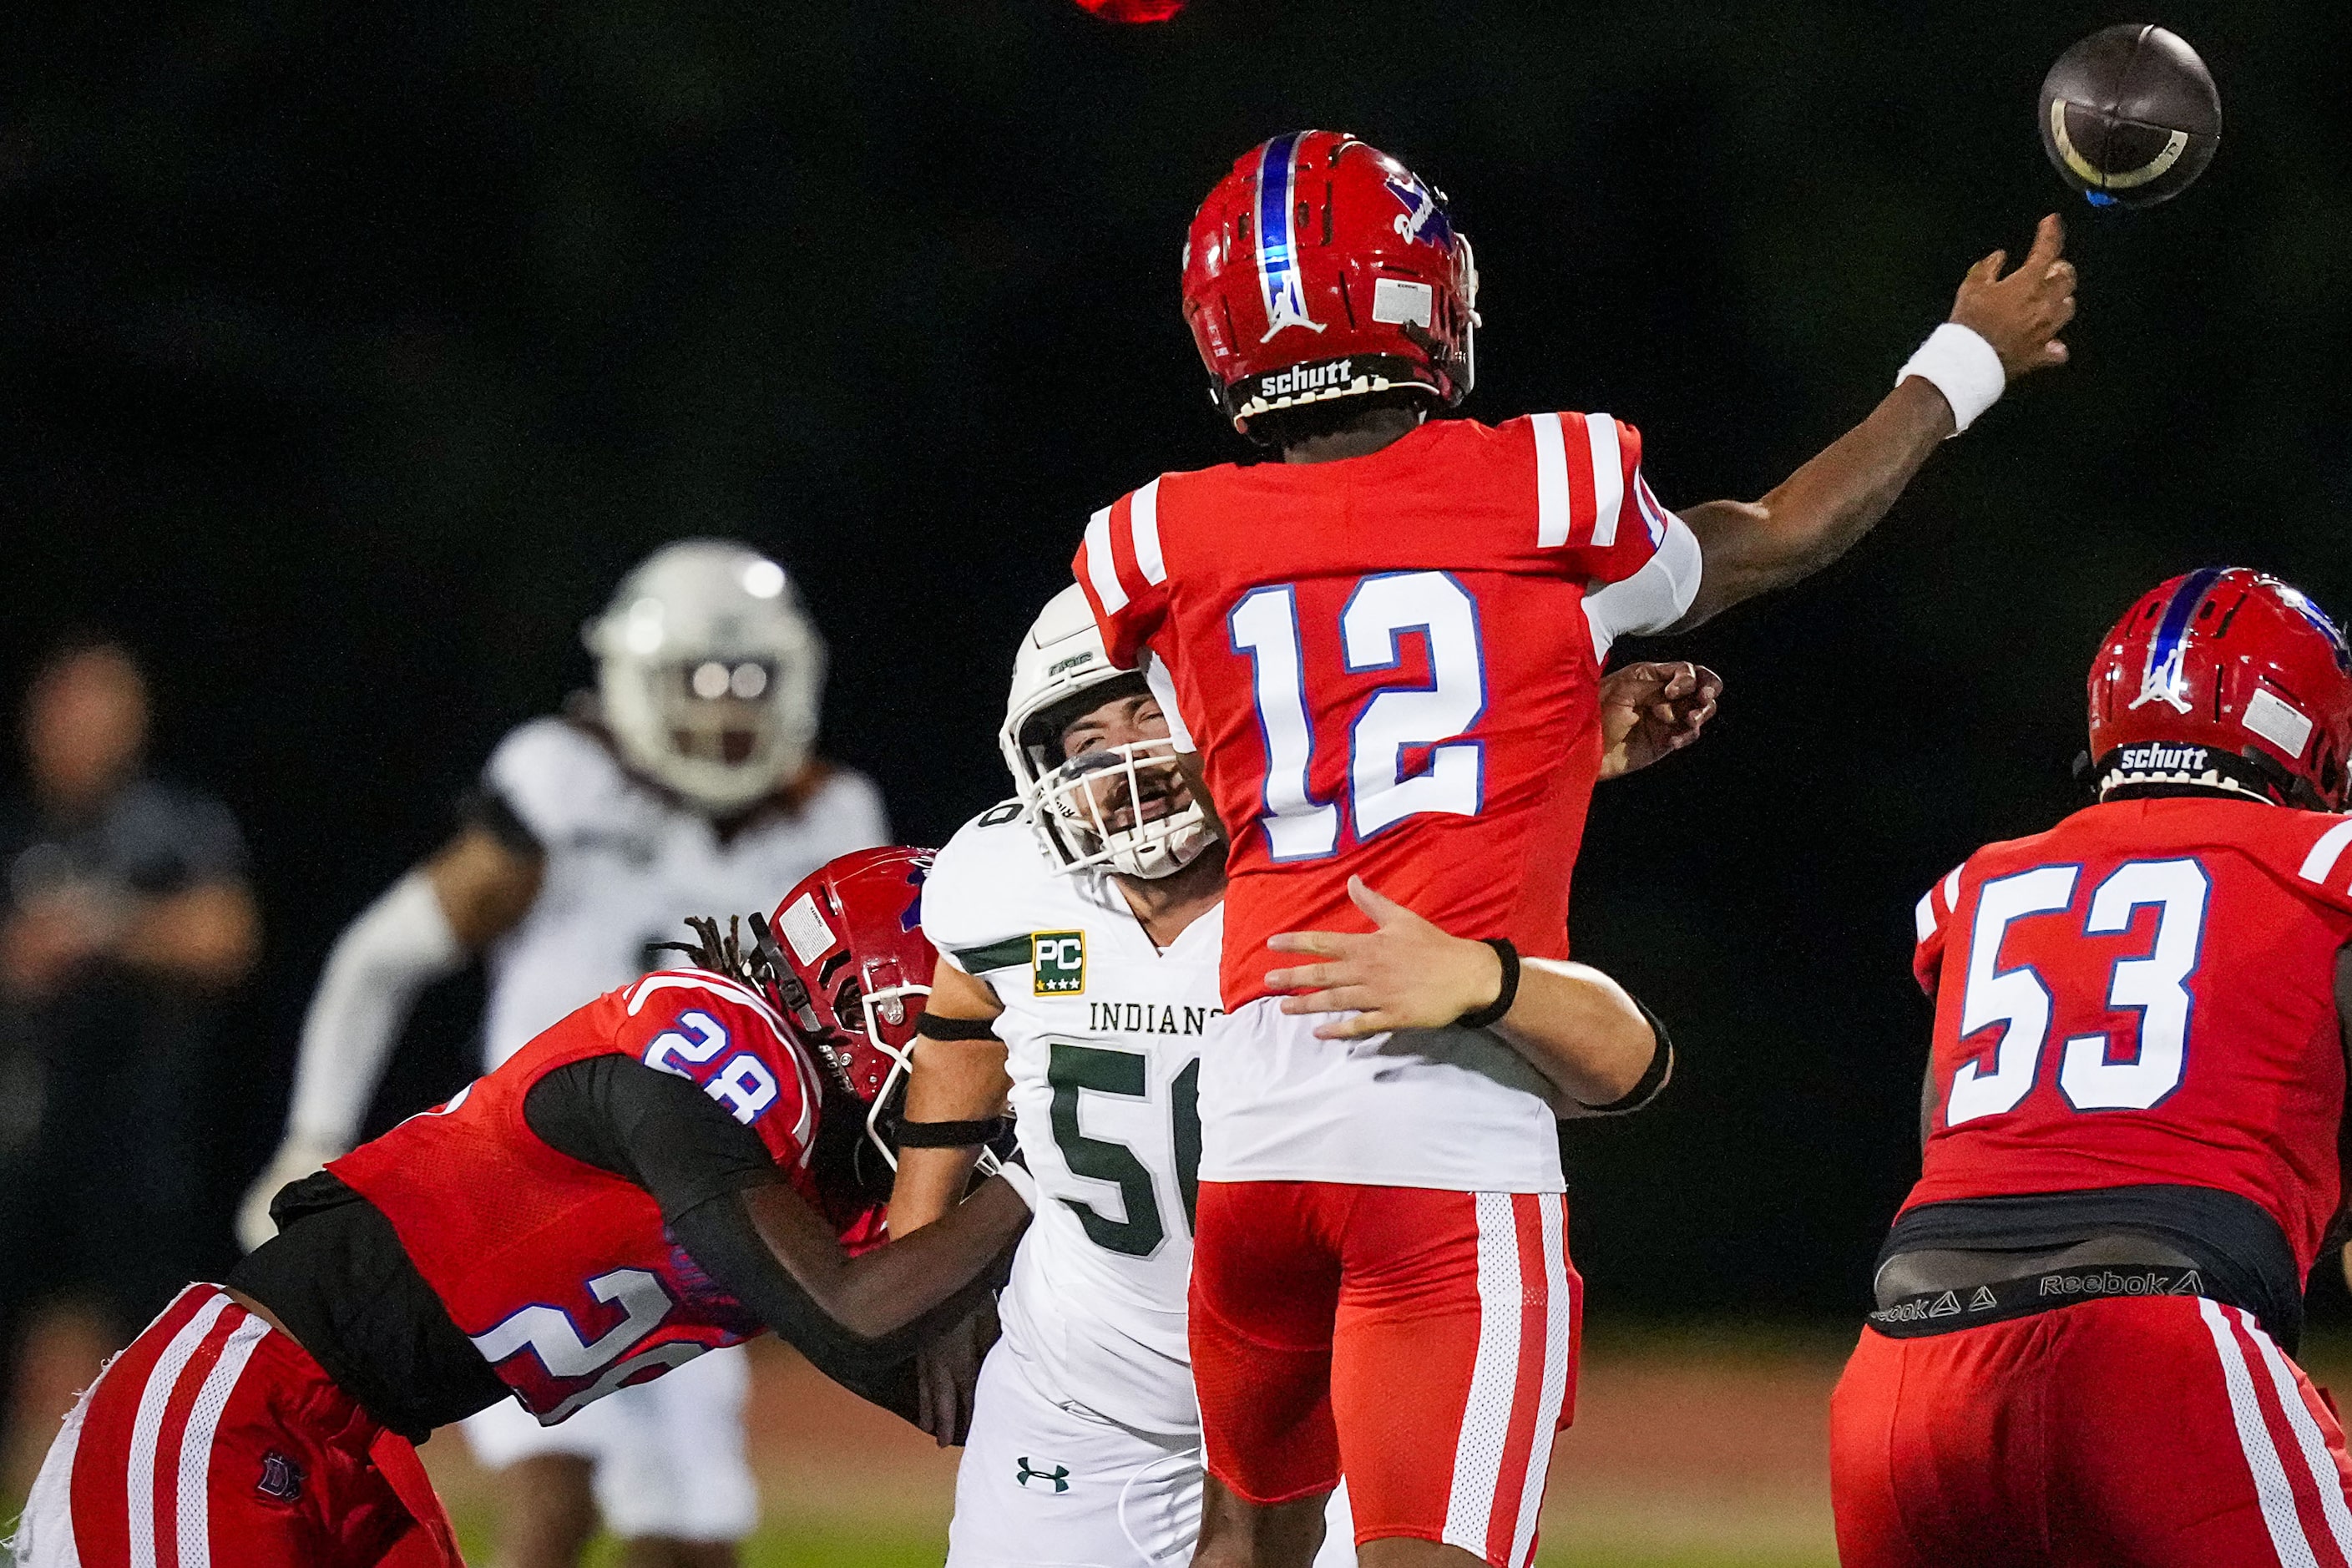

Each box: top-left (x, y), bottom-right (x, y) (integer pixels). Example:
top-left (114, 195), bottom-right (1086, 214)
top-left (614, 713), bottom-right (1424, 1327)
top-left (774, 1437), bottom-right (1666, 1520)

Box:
top-left (1948, 214), bottom-right (2076, 382)
top-left (1267, 877), bottom-right (1505, 1039)
top-left (914, 1301), bottom-right (999, 1449)
top-left (1599, 661), bottom-right (1722, 781)
top-left (235, 1133), bottom-right (345, 1253)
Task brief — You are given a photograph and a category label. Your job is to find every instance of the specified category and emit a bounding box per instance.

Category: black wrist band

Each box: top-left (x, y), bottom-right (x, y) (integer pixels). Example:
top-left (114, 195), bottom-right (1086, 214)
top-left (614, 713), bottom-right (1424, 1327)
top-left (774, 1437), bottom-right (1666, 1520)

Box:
top-left (917, 1012), bottom-right (1002, 1043)
top-left (1457, 938), bottom-right (1520, 1029)
top-left (894, 1116), bottom-right (1010, 1150)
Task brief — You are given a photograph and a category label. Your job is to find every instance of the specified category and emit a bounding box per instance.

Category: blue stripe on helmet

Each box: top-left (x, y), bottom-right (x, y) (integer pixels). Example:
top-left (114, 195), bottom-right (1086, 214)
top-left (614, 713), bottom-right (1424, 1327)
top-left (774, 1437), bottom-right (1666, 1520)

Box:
top-left (2280, 585), bottom-right (2352, 671)
top-left (1252, 133), bottom-right (1319, 341)
top-left (2140, 565), bottom-right (2228, 709)
top-left (2149, 566), bottom-right (2226, 670)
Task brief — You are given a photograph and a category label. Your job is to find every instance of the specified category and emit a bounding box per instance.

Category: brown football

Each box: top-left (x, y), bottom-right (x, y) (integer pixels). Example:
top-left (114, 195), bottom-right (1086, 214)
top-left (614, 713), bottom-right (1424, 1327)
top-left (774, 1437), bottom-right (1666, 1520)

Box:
top-left (2038, 24), bottom-right (2220, 209)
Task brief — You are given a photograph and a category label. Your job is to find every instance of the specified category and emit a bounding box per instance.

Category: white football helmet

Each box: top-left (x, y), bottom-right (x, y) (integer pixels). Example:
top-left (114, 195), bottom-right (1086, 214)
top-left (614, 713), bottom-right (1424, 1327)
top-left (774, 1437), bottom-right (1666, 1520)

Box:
top-left (584, 540), bottom-right (825, 815)
top-left (998, 586), bottom-right (1211, 880)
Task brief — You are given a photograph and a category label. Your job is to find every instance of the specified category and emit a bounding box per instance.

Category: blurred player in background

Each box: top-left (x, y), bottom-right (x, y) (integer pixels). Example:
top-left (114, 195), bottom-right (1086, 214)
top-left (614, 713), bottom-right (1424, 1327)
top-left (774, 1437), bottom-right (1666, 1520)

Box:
top-left (9, 851), bottom-right (1029, 1568)
top-left (0, 636), bottom-right (260, 1481)
top-left (1834, 569), bottom-right (2352, 1567)
top-left (1074, 130), bottom-right (2078, 1567)
top-left (893, 588), bottom-right (1714, 1567)
top-left (236, 540), bottom-right (886, 1568)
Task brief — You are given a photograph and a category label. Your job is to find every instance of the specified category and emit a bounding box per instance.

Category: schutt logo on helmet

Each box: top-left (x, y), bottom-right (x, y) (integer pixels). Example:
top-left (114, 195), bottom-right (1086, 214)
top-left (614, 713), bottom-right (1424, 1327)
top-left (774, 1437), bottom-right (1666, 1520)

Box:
top-left (2087, 567), bottom-right (2352, 811)
top-left (1183, 130), bottom-right (1479, 431)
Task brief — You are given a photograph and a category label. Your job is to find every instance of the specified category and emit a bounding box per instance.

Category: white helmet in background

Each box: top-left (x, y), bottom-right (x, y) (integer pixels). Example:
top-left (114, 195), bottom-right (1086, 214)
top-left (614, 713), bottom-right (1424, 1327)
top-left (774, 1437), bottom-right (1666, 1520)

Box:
top-left (584, 539), bottom-right (825, 815)
top-left (998, 585), bottom-right (1211, 880)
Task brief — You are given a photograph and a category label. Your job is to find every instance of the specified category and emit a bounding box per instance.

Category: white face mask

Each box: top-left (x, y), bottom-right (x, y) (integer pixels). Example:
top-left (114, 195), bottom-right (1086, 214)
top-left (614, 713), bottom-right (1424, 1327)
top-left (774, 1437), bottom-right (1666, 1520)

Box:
top-left (586, 543), bottom-right (826, 814)
top-left (1029, 736), bottom-right (1213, 880)
top-left (856, 977), bottom-right (929, 1172)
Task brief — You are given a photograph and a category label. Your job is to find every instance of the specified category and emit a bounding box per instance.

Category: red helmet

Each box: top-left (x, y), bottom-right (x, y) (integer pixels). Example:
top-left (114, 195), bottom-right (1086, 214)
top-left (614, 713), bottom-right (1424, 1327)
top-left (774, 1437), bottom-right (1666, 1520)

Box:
top-left (1182, 129), bottom-right (1478, 432)
top-left (751, 846), bottom-right (938, 1167)
top-left (2086, 567), bottom-right (2352, 809)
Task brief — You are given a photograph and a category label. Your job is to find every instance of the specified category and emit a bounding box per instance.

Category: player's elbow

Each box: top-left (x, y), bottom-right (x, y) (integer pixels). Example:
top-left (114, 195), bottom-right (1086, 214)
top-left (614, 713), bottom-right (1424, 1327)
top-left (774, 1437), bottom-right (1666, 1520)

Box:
top-left (1516, 960), bottom-right (1668, 1112)
top-left (1573, 1002), bottom-right (1675, 1118)
top-left (1579, 1014), bottom-right (1659, 1105)
top-left (1668, 499), bottom-right (1779, 629)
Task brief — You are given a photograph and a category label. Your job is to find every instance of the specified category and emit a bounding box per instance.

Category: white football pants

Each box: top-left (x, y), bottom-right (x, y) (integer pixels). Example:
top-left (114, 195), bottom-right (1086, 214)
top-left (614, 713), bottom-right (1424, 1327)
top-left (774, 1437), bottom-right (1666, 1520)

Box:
top-left (948, 1338), bottom-right (1358, 1567)
top-left (460, 1341), bottom-right (757, 1542)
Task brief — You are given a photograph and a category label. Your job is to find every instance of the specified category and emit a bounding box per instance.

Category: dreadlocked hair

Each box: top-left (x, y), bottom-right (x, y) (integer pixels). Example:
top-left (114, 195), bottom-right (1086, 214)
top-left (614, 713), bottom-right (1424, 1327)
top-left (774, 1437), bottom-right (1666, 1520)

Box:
top-left (652, 914), bottom-right (781, 998)
top-left (654, 913), bottom-right (842, 1087)
top-left (649, 912), bottom-right (757, 987)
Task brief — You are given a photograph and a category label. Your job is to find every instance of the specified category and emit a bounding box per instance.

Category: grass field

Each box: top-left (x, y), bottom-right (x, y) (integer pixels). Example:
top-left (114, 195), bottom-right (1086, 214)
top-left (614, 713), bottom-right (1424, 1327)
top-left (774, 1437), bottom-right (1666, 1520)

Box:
top-left (419, 1323), bottom-right (1859, 1568)
top-left (43, 1314), bottom-right (2349, 1565)
top-left (3, 1319), bottom-right (1857, 1565)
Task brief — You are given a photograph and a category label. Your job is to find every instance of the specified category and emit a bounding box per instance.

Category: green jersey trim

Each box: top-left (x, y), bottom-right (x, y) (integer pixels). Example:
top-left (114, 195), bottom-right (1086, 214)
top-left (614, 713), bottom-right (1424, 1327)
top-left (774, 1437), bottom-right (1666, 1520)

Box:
top-left (954, 935), bottom-right (1034, 975)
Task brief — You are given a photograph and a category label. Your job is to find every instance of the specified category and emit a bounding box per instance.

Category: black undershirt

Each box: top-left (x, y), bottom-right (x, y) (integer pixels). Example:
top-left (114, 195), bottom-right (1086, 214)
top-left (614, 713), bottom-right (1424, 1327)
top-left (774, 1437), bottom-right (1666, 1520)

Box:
top-left (230, 1055), bottom-right (933, 1441)
top-left (1876, 1183), bottom-right (2306, 1350)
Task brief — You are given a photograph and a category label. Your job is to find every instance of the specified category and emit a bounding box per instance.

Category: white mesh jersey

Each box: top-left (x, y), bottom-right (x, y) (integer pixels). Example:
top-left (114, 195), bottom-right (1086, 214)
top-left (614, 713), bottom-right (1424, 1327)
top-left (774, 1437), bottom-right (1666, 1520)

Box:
top-left (478, 716), bottom-right (888, 1069)
top-left (924, 804), bottom-right (1220, 1438)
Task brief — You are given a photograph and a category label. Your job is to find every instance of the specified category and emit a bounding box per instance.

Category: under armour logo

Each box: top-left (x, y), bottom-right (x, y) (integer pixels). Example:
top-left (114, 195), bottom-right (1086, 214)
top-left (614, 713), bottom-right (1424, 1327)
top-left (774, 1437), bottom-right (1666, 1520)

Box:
top-left (1015, 1456), bottom-right (1071, 1494)
top-left (255, 1450), bottom-right (305, 1504)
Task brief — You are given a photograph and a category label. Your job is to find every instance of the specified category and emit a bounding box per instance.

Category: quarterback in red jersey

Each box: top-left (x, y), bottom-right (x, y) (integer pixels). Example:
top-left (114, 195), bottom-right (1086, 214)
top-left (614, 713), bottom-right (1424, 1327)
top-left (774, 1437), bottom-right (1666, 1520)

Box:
top-left (1832, 569), bottom-right (2352, 1568)
top-left (7, 849), bottom-right (1032, 1568)
top-left (1073, 129), bottom-right (2078, 1568)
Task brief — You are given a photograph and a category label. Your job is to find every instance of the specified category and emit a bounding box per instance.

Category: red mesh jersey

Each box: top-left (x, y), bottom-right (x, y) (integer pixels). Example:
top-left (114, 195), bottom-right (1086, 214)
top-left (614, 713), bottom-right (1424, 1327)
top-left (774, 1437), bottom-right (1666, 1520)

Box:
top-left (1075, 412), bottom-right (1672, 1006)
top-left (332, 969), bottom-right (827, 1423)
top-left (1905, 797), bottom-right (2352, 1278)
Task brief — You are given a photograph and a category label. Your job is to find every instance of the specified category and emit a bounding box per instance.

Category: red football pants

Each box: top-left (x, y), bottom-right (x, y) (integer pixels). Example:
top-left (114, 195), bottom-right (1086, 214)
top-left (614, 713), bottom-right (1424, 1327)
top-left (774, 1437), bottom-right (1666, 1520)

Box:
top-left (1189, 1181), bottom-right (1580, 1568)
top-left (11, 1285), bottom-right (463, 1568)
top-left (1832, 1295), bottom-right (2352, 1567)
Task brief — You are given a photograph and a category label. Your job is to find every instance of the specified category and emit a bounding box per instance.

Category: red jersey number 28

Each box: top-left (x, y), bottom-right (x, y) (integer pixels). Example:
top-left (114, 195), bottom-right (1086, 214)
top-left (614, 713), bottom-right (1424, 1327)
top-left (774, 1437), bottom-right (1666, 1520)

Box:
top-left (1228, 570), bottom-right (1487, 861)
top-left (1946, 857), bottom-right (2211, 1125)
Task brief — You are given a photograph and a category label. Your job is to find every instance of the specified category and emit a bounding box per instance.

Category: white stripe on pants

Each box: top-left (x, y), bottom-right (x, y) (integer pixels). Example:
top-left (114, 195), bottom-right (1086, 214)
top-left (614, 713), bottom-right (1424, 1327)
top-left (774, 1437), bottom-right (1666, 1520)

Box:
top-left (2197, 1297), bottom-right (2352, 1567)
top-left (1441, 1192), bottom-right (1571, 1568)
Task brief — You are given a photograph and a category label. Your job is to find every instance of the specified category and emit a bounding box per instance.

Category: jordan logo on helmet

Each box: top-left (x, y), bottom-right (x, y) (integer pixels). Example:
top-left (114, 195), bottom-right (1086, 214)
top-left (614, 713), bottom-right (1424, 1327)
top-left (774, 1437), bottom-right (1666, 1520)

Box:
top-left (1253, 133), bottom-right (1325, 343)
top-left (2132, 642), bottom-right (2194, 714)
top-left (2129, 565), bottom-right (2224, 715)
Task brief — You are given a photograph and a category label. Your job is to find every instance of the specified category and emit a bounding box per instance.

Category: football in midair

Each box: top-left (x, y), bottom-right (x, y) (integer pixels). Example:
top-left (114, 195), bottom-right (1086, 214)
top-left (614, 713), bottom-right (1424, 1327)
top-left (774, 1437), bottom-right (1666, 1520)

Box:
top-left (2038, 24), bottom-right (2219, 208)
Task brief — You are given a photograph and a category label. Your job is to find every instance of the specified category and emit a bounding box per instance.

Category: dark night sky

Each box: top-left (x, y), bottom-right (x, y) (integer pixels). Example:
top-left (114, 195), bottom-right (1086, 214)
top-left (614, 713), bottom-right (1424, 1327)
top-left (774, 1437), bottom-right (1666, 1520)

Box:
top-left (4, 1), bottom-right (2350, 1315)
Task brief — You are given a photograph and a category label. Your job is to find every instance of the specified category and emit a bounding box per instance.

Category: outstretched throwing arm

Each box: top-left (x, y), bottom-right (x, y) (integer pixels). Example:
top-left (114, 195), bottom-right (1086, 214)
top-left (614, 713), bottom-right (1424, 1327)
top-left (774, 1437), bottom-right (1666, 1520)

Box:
top-left (1672, 215), bottom-right (2078, 630)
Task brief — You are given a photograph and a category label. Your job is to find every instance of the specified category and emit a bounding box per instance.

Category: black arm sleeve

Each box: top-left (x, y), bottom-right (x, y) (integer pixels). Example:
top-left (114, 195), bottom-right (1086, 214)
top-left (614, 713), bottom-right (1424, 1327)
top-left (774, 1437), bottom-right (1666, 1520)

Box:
top-left (667, 1194), bottom-right (930, 1419)
top-left (523, 1055), bottom-right (776, 1220)
top-left (521, 1058), bottom-right (979, 1420)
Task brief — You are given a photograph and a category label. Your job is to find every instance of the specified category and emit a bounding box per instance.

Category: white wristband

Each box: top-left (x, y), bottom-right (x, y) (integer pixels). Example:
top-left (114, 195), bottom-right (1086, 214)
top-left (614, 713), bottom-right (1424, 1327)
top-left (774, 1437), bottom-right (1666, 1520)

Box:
top-left (1896, 322), bottom-right (2006, 437)
top-left (995, 1159), bottom-right (1039, 1213)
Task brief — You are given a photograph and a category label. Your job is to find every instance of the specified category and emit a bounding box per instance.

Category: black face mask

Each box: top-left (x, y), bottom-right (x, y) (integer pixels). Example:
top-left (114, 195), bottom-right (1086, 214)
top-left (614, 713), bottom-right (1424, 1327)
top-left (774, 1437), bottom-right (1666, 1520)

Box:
top-left (807, 1078), bottom-right (898, 1225)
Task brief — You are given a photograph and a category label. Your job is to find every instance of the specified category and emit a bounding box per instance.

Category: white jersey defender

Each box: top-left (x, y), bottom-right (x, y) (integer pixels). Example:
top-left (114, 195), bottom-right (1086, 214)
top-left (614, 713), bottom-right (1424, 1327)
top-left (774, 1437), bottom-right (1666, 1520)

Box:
top-left (476, 713), bottom-right (887, 1068)
top-left (923, 587), bottom-right (1353, 1567)
top-left (927, 806), bottom-right (1353, 1567)
top-left (926, 804), bottom-right (1217, 1438)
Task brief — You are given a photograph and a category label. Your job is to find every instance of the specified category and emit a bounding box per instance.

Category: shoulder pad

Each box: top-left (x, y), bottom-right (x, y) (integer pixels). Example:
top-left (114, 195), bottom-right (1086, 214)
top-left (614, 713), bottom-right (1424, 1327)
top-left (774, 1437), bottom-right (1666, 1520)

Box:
top-left (925, 805), bottom-right (1053, 972)
top-left (2281, 812), bottom-right (2352, 918)
top-left (483, 716), bottom-right (628, 843)
top-left (612, 970), bottom-right (822, 1161)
